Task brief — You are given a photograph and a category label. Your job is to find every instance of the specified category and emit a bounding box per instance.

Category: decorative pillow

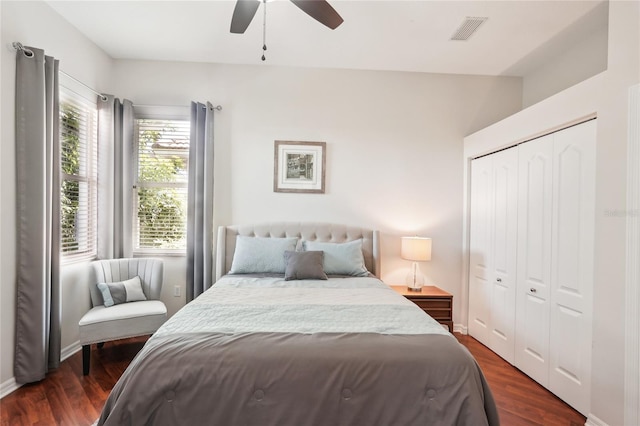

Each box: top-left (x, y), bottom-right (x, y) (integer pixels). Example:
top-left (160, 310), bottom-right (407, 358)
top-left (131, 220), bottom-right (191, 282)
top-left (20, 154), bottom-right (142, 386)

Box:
top-left (97, 276), bottom-right (147, 307)
top-left (284, 250), bottom-right (328, 281)
top-left (229, 236), bottom-right (299, 274)
top-left (303, 239), bottom-right (369, 276)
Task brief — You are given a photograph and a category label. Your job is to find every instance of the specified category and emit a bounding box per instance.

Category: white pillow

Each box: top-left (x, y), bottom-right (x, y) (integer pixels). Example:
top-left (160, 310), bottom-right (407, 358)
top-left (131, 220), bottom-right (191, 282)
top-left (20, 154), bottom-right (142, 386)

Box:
top-left (97, 276), bottom-right (147, 307)
top-left (303, 239), bottom-right (369, 276)
top-left (229, 236), bottom-right (299, 274)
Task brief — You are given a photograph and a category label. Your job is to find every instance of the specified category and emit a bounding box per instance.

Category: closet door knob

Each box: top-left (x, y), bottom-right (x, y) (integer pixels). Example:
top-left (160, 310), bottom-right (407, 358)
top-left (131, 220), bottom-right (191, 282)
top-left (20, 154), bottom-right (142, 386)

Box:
top-left (496, 278), bottom-right (502, 282)
top-left (530, 288), bottom-right (537, 293)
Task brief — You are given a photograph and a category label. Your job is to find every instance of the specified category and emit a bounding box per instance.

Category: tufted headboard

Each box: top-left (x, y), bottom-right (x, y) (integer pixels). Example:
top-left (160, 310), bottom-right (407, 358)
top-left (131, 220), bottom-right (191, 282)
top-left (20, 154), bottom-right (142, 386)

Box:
top-left (215, 222), bottom-right (380, 281)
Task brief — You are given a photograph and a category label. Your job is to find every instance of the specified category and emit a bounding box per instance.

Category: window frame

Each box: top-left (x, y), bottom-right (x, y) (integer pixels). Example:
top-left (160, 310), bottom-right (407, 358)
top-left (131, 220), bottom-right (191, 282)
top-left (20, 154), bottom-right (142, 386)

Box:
top-left (58, 82), bottom-right (99, 264)
top-left (132, 106), bottom-right (191, 257)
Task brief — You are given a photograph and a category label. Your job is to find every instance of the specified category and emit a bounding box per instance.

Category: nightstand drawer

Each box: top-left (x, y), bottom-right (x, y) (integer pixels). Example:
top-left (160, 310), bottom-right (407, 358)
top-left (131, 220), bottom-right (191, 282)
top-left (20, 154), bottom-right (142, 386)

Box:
top-left (410, 299), bottom-right (451, 310)
top-left (423, 310), bottom-right (451, 321)
top-left (414, 304), bottom-right (451, 321)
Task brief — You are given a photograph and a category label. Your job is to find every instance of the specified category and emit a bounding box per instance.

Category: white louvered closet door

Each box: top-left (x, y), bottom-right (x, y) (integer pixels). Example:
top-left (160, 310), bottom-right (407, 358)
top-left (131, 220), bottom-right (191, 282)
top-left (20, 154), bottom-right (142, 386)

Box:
top-left (548, 120), bottom-right (596, 415)
top-left (468, 147), bottom-right (518, 363)
top-left (515, 133), bottom-right (554, 387)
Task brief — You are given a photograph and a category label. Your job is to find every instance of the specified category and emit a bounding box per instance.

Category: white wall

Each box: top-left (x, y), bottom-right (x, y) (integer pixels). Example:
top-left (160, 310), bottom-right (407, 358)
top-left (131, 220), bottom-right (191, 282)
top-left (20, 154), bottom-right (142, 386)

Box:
top-left (462, 1), bottom-right (639, 424)
top-left (112, 59), bottom-right (523, 326)
top-left (0, 0), bottom-right (114, 391)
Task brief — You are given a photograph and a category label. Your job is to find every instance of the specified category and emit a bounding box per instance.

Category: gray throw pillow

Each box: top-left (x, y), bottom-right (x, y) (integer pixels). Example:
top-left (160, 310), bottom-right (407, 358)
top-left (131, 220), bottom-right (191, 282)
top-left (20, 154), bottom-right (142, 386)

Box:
top-left (284, 251), bottom-right (328, 281)
top-left (97, 276), bottom-right (147, 307)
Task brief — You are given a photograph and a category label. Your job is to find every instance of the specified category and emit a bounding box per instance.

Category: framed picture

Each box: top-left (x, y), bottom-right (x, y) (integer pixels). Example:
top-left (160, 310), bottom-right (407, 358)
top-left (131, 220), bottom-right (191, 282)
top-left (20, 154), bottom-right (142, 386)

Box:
top-left (274, 141), bottom-right (326, 193)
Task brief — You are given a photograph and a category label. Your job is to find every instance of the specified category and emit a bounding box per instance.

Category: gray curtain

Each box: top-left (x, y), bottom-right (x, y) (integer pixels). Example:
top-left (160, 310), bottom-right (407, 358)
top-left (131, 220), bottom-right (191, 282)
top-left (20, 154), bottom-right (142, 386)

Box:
top-left (186, 102), bottom-right (215, 301)
top-left (14, 46), bottom-right (61, 384)
top-left (97, 96), bottom-right (134, 259)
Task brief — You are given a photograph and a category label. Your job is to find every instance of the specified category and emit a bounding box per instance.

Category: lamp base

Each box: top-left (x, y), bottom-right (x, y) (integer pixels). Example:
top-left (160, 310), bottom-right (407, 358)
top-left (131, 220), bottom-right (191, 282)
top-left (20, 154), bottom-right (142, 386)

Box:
top-left (405, 264), bottom-right (425, 292)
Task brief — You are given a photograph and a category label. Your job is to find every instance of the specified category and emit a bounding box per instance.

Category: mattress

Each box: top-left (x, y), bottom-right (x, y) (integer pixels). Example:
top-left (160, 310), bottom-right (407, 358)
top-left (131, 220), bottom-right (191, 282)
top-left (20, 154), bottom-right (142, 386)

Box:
top-left (98, 275), bottom-right (498, 425)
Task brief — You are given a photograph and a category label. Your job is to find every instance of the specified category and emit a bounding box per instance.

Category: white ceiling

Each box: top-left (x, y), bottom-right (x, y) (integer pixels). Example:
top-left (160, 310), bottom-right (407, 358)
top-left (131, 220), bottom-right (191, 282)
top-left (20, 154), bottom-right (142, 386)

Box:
top-left (46, 0), bottom-right (608, 77)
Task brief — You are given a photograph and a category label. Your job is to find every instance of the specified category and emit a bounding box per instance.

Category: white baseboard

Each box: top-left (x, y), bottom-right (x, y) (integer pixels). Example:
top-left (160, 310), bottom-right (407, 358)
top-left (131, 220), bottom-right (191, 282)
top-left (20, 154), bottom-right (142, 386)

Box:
top-left (61, 340), bottom-right (81, 362)
top-left (0, 377), bottom-right (20, 399)
top-left (1, 341), bottom-right (81, 400)
top-left (585, 413), bottom-right (609, 426)
top-left (454, 323), bottom-right (468, 335)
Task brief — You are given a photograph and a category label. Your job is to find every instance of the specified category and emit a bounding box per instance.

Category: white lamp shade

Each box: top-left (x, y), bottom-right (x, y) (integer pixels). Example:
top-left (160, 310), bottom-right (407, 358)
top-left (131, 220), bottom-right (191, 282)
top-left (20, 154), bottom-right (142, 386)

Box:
top-left (401, 237), bottom-right (432, 261)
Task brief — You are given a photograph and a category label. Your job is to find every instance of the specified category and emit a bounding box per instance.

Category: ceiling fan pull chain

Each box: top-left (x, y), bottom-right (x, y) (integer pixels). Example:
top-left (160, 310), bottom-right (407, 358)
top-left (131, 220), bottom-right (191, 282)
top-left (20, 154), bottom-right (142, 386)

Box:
top-left (261, 0), bottom-right (267, 61)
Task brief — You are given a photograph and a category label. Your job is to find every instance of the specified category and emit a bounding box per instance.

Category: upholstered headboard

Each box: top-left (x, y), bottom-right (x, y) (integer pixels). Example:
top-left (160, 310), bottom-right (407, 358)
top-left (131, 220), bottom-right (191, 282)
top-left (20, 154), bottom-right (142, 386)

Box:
top-left (215, 222), bottom-right (380, 281)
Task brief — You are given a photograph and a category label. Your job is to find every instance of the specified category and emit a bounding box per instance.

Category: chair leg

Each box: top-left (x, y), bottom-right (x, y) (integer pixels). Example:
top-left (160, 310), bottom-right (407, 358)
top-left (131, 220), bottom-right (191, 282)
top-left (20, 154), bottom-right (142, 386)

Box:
top-left (82, 345), bottom-right (90, 375)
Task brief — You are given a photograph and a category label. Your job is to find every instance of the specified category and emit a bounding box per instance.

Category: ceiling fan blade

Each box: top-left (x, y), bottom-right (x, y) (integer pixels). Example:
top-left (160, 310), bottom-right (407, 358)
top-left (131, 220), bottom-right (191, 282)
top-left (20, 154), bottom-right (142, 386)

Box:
top-left (290, 0), bottom-right (344, 30)
top-left (230, 0), bottom-right (261, 34)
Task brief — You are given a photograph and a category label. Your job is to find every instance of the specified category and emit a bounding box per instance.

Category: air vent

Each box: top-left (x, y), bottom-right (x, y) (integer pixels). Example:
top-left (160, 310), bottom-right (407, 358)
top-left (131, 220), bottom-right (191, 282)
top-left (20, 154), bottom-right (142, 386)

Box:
top-left (450, 17), bottom-right (488, 41)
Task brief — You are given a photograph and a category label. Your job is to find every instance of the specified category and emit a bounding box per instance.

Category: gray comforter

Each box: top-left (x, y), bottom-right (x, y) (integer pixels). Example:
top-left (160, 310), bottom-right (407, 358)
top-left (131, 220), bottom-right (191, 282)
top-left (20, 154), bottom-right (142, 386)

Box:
top-left (99, 277), bottom-right (499, 426)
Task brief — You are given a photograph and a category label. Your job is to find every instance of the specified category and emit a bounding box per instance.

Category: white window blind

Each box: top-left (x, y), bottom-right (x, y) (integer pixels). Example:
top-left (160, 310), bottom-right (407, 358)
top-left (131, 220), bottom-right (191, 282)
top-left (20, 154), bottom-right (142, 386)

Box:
top-left (133, 118), bottom-right (190, 253)
top-left (59, 89), bottom-right (98, 261)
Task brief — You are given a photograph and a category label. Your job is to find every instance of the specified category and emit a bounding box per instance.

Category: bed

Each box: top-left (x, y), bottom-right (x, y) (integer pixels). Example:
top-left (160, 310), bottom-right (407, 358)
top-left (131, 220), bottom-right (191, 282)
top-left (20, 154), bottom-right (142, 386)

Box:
top-left (98, 223), bottom-right (499, 425)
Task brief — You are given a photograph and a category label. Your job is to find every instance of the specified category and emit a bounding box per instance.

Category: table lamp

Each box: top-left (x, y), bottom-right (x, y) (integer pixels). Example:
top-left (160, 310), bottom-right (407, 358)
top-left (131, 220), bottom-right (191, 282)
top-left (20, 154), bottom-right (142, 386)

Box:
top-left (401, 236), bottom-right (432, 292)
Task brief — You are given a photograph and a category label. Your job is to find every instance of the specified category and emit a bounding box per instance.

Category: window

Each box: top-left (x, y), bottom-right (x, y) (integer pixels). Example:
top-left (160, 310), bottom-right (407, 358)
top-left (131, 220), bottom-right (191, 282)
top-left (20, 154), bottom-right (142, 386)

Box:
top-left (59, 89), bottom-right (98, 261)
top-left (133, 117), bottom-right (190, 254)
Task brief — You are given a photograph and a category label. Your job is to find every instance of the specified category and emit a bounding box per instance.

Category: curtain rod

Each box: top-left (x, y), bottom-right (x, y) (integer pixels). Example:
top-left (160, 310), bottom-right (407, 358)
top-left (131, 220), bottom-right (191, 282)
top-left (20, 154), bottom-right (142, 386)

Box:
top-left (133, 103), bottom-right (222, 111)
top-left (12, 42), bottom-right (108, 101)
top-left (61, 71), bottom-right (108, 102)
top-left (12, 42), bottom-right (223, 111)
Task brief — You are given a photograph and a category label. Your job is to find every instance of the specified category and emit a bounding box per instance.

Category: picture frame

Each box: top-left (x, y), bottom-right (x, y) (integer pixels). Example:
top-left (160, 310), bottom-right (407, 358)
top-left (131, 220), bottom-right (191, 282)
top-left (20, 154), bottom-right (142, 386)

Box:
top-left (274, 141), bottom-right (326, 194)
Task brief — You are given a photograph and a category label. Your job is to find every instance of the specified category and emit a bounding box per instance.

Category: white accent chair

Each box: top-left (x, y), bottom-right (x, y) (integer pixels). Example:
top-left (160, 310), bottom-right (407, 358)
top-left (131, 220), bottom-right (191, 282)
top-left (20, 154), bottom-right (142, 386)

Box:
top-left (79, 258), bottom-right (167, 375)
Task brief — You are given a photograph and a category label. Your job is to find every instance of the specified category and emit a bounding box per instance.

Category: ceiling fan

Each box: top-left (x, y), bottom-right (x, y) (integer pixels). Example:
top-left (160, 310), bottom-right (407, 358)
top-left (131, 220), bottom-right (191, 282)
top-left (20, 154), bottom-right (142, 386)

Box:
top-left (230, 0), bottom-right (344, 34)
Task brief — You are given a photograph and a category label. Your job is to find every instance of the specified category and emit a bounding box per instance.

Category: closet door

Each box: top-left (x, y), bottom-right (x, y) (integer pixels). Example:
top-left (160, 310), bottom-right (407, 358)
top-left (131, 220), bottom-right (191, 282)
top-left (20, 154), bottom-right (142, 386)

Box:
top-left (548, 120), bottom-right (595, 415)
top-left (515, 134), bottom-right (554, 387)
top-left (468, 147), bottom-right (518, 363)
top-left (470, 120), bottom-right (595, 415)
top-left (468, 155), bottom-right (493, 346)
top-left (488, 148), bottom-right (518, 363)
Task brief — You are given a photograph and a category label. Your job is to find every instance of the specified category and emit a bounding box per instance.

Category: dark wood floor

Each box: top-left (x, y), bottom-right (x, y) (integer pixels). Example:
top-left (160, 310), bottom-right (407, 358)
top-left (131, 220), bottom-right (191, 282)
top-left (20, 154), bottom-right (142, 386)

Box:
top-left (1, 334), bottom-right (586, 426)
top-left (454, 334), bottom-right (586, 426)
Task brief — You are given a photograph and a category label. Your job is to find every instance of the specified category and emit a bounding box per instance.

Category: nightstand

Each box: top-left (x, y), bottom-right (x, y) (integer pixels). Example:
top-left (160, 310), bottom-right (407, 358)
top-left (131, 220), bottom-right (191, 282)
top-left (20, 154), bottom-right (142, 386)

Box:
top-left (390, 285), bottom-right (454, 332)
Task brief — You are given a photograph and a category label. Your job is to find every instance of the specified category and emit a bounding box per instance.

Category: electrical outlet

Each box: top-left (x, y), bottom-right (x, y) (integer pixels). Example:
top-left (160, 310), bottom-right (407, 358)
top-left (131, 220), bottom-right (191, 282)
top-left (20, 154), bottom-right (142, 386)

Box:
top-left (173, 285), bottom-right (181, 297)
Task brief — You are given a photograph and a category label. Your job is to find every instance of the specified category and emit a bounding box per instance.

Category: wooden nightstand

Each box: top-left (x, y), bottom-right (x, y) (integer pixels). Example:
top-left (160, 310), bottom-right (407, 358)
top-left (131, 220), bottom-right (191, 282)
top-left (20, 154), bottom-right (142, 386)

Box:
top-left (390, 285), bottom-right (454, 332)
